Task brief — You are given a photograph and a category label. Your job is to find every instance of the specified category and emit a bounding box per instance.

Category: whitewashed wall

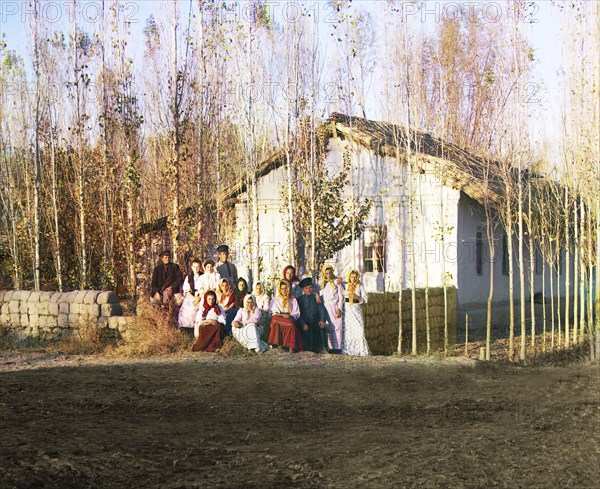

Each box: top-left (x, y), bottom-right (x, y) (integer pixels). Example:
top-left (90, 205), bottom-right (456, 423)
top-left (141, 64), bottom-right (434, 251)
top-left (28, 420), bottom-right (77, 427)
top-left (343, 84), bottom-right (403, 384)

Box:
top-left (233, 165), bottom-right (291, 290)
top-left (233, 138), bottom-right (461, 294)
top-left (329, 138), bottom-right (461, 293)
top-left (455, 193), bottom-right (582, 330)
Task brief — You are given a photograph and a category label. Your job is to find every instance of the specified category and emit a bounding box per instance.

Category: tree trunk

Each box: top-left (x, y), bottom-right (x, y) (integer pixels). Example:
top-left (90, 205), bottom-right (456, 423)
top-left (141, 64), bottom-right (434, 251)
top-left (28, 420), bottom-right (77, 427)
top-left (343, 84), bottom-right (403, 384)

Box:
top-left (126, 194), bottom-right (136, 304)
top-left (591, 196), bottom-right (598, 360)
top-left (557, 250), bottom-right (562, 348)
top-left (73, 8), bottom-right (88, 289)
top-left (550, 258), bottom-right (555, 350)
top-left (49, 123), bottom-right (63, 291)
top-left (32, 0), bottom-right (41, 291)
top-left (518, 180), bottom-right (526, 361)
top-left (542, 251), bottom-right (546, 352)
top-left (395, 144), bottom-right (404, 355)
top-left (486, 208), bottom-right (495, 361)
top-left (579, 200), bottom-right (585, 344)
top-left (77, 146), bottom-right (87, 288)
top-left (564, 187), bottom-right (570, 348)
top-left (573, 201), bottom-right (579, 344)
top-left (507, 203), bottom-right (515, 360)
top-left (410, 192), bottom-right (417, 356)
top-left (285, 148), bottom-right (294, 264)
top-left (170, 1), bottom-right (181, 264)
top-left (528, 182), bottom-right (535, 351)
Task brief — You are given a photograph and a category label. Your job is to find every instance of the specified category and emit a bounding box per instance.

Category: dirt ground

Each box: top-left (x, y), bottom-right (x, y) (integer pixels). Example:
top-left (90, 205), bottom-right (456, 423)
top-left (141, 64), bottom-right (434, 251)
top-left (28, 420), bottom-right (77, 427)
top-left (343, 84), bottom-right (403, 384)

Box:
top-left (0, 350), bottom-right (598, 489)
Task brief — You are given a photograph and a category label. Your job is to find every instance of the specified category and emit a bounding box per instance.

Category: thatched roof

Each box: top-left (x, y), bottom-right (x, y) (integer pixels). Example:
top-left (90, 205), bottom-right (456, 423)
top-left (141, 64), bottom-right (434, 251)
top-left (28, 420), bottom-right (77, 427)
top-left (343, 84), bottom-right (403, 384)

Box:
top-left (222, 112), bottom-right (505, 207)
top-left (140, 113), bottom-right (507, 235)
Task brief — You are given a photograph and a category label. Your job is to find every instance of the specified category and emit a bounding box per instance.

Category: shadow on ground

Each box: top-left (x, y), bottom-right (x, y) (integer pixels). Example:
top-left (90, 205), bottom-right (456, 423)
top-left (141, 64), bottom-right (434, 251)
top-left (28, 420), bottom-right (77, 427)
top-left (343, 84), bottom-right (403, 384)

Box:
top-left (1, 352), bottom-right (598, 488)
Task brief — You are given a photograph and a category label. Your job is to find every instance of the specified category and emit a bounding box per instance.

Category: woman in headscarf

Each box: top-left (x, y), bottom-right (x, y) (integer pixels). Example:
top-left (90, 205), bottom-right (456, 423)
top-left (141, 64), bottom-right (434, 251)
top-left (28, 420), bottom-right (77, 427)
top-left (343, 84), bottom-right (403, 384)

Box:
top-left (268, 280), bottom-right (303, 352)
top-left (232, 294), bottom-right (268, 353)
top-left (319, 264), bottom-right (345, 353)
top-left (253, 281), bottom-right (271, 341)
top-left (234, 277), bottom-right (249, 306)
top-left (282, 265), bottom-right (302, 298)
top-left (341, 269), bottom-right (371, 356)
top-left (217, 278), bottom-right (238, 335)
top-left (192, 290), bottom-right (226, 352)
top-left (177, 259), bottom-right (203, 330)
top-left (253, 281), bottom-right (270, 312)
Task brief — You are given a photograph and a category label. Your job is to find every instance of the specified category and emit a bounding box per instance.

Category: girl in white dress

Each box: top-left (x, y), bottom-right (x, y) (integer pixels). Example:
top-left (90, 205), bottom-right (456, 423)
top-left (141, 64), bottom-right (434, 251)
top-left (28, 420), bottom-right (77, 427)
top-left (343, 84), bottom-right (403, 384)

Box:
top-left (253, 281), bottom-right (271, 341)
top-left (196, 259), bottom-right (221, 306)
top-left (232, 295), bottom-right (268, 353)
top-left (342, 269), bottom-right (371, 356)
top-left (177, 259), bottom-right (203, 329)
top-left (319, 264), bottom-right (345, 353)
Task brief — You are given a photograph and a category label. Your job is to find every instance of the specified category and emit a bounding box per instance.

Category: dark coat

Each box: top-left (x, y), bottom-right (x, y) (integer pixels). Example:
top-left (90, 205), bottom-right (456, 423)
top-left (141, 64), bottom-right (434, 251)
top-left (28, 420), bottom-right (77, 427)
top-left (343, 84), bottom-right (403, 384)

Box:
top-left (217, 261), bottom-right (238, 286)
top-left (297, 293), bottom-right (328, 353)
top-left (297, 293), bottom-right (327, 326)
top-left (151, 263), bottom-right (183, 296)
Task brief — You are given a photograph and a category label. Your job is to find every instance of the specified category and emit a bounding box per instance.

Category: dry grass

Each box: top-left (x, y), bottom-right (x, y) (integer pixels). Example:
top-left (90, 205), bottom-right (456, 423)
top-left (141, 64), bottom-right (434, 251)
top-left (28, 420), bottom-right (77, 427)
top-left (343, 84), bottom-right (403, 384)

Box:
top-left (0, 327), bottom-right (28, 351)
top-left (48, 322), bottom-right (105, 355)
top-left (524, 341), bottom-right (592, 367)
top-left (455, 333), bottom-right (595, 366)
top-left (217, 336), bottom-right (255, 358)
top-left (110, 299), bottom-right (194, 357)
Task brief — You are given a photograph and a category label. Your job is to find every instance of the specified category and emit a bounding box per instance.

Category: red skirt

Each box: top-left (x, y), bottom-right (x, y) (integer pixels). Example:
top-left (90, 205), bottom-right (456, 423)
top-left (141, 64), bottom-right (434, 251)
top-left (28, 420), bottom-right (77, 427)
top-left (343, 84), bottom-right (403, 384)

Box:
top-left (192, 322), bottom-right (225, 352)
top-left (267, 316), bottom-right (303, 351)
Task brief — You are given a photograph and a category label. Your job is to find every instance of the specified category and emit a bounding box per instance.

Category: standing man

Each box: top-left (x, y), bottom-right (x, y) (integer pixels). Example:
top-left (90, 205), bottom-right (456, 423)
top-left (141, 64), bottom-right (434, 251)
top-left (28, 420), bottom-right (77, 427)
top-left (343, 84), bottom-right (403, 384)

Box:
top-left (297, 277), bottom-right (329, 353)
top-left (151, 250), bottom-right (183, 308)
top-left (216, 244), bottom-right (238, 287)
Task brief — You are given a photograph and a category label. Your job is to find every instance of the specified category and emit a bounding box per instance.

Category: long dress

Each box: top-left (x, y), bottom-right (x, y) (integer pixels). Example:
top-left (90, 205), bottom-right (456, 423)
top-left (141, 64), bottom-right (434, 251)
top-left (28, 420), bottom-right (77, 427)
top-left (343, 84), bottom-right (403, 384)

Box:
top-left (177, 273), bottom-right (203, 329)
top-left (254, 292), bottom-right (271, 341)
top-left (232, 307), bottom-right (268, 353)
top-left (320, 281), bottom-right (345, 350)
top-left (192, 306), bottom-right (226, 352)
top-left (342, 284), bottom-right (371, 356)
top-left (267, 296), bottom-right (303, 351)
top-left (219, 293), bottom-right (238, 336)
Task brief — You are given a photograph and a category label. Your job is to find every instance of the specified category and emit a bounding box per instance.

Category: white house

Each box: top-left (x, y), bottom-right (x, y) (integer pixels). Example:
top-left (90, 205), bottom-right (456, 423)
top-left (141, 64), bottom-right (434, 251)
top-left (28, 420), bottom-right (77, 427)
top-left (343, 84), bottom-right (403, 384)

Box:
top-left (223, 113), bottom-right (579, 333)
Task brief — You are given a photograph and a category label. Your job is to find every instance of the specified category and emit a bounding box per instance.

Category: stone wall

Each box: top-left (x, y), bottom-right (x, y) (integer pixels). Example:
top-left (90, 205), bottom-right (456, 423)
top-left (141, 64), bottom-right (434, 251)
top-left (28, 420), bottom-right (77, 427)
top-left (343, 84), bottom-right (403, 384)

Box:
top-left (364, 287), bottom-right (457, 355)
top-left (0, 290), bottom-right (125, 341)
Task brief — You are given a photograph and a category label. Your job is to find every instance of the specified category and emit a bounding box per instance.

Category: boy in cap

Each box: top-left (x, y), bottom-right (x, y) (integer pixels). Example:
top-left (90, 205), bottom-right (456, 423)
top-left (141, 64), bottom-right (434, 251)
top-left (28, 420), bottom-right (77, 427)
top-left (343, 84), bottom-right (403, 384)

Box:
top-left (216, 244), bottom-right (238, 286)
top-left (296, 277), bottom-right (329, 353)
top-left (151, 250), bottom-right (183, 308)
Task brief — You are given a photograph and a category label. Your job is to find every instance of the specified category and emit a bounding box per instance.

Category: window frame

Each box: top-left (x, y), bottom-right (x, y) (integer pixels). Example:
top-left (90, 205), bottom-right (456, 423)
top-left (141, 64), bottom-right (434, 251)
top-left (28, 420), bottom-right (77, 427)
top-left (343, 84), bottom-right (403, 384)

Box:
top-left (363, 225), bottom-right (387, 274)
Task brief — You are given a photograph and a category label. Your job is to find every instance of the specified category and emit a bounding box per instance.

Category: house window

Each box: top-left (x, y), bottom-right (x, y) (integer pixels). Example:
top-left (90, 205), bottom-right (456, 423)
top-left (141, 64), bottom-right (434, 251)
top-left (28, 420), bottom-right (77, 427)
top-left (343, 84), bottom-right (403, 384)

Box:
top-left (502, 234), bottom-right (509, 276)
top-left (476, 230), bottom-right (483, 275)
top-left (363, 226), bottom-right (386, 273)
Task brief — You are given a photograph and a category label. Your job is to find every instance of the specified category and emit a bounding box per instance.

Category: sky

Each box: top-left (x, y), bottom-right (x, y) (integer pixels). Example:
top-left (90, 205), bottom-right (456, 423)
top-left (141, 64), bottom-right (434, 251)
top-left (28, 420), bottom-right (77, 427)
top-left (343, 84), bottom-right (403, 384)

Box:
top-left (0, 0), bottom-right (588, 156)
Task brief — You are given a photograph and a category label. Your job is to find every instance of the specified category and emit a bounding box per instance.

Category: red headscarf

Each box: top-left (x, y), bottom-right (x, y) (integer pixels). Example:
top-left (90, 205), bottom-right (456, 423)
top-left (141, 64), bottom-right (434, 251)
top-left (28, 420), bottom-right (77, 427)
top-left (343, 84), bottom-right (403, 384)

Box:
top-left (218, 278), bottom-right (237, 308)
top-left (282, 265), bottom-right (300, 284)
top-left (202, 290), bottom-right (220, 319)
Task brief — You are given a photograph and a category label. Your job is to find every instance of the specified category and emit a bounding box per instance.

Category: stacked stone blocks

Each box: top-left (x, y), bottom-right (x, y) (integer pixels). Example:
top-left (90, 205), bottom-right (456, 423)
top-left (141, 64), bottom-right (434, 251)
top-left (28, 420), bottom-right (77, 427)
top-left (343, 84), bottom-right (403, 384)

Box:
top-left (364, 286), bottom-right (457, 355)
top-left (0, 290), bottom-right (124, 341)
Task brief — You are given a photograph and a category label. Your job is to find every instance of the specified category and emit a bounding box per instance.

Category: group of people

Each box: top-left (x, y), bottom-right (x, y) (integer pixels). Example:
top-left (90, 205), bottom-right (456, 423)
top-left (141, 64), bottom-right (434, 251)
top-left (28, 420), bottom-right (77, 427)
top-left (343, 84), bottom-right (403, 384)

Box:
top-left (150, 245), bottom-right (371, 356)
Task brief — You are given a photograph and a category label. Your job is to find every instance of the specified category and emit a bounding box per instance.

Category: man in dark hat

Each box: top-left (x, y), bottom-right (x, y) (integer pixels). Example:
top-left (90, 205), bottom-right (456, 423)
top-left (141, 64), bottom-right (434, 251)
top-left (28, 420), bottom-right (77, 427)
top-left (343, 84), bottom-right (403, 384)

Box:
top-left (216, 244), bottom-right (238, 286)
top-left (297, 277), bottom-right (329, 353)
top-left (151, 250), bottom-right (183, 308)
